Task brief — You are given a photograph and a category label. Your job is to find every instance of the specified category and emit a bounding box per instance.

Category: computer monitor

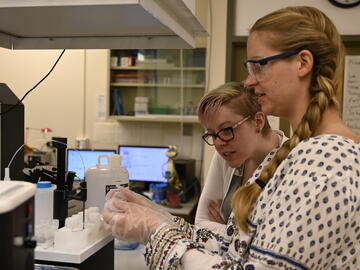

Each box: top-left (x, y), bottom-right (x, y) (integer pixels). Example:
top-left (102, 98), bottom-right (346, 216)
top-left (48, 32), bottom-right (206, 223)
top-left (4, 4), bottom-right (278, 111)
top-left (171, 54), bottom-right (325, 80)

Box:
top-left (118, 145), bottom-right (169, 183)
top-left (66, 149), bottom-right (116, 180)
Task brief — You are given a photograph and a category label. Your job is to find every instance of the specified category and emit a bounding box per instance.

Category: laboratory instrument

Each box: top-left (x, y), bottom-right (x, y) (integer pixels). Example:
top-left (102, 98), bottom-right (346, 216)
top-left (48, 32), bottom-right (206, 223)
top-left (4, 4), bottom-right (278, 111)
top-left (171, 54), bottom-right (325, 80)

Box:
top-left (0, 83), bottom-right (24, 180)
top-left (52, 137), bottom-right (87, 228)
top-left (0, 181), bottom-right (37, 270)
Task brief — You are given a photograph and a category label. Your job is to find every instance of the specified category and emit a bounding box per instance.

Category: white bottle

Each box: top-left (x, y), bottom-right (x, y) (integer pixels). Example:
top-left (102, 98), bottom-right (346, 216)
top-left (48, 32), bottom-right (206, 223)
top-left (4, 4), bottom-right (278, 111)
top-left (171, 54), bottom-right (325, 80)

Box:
top-left (34, 181), bottom-right (57, 247)
top-left (85, 154), bottom-right (129, 212)
top-left (34, 181), bottom-right (56, 226)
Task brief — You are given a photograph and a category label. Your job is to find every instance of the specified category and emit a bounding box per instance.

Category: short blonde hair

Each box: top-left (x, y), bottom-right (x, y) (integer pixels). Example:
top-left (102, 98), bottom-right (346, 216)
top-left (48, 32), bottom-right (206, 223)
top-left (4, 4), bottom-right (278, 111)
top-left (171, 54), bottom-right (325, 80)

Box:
top-left (197, 81), bottom-right (271, 133)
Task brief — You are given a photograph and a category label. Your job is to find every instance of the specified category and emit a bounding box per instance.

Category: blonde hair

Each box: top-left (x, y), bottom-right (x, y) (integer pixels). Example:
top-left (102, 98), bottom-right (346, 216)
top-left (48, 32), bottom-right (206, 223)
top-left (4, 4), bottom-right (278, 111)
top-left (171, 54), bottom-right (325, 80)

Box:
top-left (197, 81), bottom-right (271, 134)
top-left (232, 6), bottom-right (345, 232)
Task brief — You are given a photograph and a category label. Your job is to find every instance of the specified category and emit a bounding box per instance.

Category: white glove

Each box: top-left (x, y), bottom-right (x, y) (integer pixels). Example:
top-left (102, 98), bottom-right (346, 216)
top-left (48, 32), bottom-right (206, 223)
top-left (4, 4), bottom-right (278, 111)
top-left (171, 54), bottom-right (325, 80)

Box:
top-left (106, 187), bottom-right (173, 219)
top-left (103, 195), bottom-right (173, 244)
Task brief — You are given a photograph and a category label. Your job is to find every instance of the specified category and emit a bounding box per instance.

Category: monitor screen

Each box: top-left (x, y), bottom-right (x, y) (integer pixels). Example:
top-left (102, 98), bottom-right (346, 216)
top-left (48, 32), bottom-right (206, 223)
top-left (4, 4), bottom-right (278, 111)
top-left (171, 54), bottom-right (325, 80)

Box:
top-left (118, 145), bottom-right (169, 183)
top-left (66, 149), bottom-right (116, 180)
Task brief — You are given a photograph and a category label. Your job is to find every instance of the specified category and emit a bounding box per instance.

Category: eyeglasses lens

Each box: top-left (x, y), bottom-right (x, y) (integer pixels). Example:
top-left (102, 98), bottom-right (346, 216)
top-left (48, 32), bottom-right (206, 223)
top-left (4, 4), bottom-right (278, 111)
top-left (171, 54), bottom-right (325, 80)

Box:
top-left (218, 129), bottom-right (233, 140)
top-left (202, 128), bottom-right (234, 146)
top-left (202, 134), bottom-right (212, 145)
top-left (246, 62), bottom-right (263, 81)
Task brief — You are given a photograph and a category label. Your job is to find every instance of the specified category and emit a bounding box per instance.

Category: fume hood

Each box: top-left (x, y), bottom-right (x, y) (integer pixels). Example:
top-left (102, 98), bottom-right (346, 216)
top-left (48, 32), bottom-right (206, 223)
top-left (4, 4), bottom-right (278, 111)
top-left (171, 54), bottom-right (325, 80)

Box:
top-left (0, 0), bottom-right (207, 49)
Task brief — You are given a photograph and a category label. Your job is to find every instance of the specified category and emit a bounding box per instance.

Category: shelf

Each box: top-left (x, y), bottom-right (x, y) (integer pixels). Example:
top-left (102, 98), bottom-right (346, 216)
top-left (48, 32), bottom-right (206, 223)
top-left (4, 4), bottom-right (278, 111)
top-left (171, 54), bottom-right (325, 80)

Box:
top-left (111, 66), bottom-right (206, 71)
top-left (109, 48), bottom-right (206, 120)
top-left (110, 83), bottom-right (205, 88)
top-left (109, 114), bottom-right (199, 124)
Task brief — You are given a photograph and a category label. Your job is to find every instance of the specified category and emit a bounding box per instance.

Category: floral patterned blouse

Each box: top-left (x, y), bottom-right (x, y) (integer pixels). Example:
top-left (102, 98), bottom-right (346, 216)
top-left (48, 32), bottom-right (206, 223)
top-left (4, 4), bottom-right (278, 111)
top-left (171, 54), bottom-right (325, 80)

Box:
top-left (145, 135), bottom-right (360, 270)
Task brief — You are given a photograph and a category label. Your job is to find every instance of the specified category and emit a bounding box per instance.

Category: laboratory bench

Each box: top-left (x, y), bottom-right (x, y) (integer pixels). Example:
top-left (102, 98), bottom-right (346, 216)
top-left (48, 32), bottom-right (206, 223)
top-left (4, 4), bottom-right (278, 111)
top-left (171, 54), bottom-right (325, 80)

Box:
top-left (115, 245), bottom-right (147, 270)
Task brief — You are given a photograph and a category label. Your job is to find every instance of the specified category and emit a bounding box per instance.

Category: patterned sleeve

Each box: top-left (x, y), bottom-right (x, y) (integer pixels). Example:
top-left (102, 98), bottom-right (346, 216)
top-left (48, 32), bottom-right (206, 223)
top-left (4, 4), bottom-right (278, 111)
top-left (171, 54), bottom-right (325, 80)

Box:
top-left (145, 222), bottom-right (242, 270)
top-left (146, 216), bottom-right (277, 270)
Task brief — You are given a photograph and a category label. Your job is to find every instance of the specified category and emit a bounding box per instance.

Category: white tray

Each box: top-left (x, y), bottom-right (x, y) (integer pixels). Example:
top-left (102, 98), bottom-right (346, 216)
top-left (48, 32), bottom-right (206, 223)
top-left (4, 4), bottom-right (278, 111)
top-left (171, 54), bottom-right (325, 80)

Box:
top-left (35, 233), bottom-right (113, 264)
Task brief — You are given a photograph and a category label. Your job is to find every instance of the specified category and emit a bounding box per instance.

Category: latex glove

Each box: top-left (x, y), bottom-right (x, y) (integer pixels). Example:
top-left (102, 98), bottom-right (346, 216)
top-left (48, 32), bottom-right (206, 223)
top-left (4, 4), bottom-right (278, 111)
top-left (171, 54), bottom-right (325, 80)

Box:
top-left (106, 187), bottom-right (173, 219)
top-left (103, 195), bottom-right (173, 244)
top-left (208, 200), bottom-right (226, 224)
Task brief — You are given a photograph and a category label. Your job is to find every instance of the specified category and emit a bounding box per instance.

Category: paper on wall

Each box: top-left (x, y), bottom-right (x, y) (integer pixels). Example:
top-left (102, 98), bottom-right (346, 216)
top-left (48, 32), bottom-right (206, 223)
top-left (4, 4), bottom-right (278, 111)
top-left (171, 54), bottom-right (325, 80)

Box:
top-left (343, 55), bottom-right (360, 136)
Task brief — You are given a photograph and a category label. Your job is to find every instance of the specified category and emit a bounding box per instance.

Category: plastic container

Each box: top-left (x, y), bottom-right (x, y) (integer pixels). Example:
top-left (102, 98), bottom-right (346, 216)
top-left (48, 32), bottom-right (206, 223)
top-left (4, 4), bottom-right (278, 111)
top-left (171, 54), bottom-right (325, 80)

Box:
top-left (150, 106), bottom-right (169, 115)
top-left (134, 96), bottom-right (149, 115)
top-left (149, 183), bottom-right (168, 203)
top-left (34, 219), bottom-right (58, 248)
top-left (85, 154), bottom-right (129, 212)
top-left (85, 154), bottom-right (139, 251)
top-left (114, 239), bottom-right (139, 250)
top-left (35, 181), bottom-right (56, 226)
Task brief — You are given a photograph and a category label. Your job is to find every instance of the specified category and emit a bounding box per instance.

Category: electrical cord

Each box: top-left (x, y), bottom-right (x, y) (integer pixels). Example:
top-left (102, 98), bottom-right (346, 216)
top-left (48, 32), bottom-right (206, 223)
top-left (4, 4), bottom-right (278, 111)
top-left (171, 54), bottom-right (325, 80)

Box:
top-left (0, 49), bottom-right (66, 116)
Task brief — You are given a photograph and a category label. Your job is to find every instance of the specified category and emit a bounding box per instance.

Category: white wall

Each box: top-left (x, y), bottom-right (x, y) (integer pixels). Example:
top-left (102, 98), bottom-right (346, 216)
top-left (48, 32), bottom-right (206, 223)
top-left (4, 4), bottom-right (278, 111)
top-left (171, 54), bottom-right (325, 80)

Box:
top-left (234, 0), bottom-right (360, 36)
top-left (200, 0), bottom-right (229, 183)
top-left (0, 48), bottom-right (85, 149)
top-left (83, 49), bottom-right (110, 143)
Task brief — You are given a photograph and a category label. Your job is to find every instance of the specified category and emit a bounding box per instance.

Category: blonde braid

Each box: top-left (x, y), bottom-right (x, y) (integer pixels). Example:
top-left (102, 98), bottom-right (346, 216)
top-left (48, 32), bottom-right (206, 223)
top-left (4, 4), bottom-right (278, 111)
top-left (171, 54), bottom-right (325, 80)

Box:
top-left (233, 87), bottom-right (331, 232)
top-left (232, 6), bottom-right (343, 232)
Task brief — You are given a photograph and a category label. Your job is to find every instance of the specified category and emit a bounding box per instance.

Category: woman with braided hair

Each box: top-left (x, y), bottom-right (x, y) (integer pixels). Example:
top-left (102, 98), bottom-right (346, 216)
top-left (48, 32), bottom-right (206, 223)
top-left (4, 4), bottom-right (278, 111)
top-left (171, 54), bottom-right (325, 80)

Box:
top-left (103, 6), bottom-right (359, 269)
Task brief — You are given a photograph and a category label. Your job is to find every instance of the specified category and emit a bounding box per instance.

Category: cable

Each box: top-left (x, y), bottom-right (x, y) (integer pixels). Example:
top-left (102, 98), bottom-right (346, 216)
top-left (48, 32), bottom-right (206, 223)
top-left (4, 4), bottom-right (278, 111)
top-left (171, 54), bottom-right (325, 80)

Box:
top-left (0, 49), bottom-right (66, 116)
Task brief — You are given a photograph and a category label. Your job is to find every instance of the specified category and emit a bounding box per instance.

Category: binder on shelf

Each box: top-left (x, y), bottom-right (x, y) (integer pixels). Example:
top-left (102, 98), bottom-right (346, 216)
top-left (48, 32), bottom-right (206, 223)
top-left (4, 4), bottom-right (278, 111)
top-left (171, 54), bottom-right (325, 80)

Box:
top-left (112, 88), bottom-right (124, 115)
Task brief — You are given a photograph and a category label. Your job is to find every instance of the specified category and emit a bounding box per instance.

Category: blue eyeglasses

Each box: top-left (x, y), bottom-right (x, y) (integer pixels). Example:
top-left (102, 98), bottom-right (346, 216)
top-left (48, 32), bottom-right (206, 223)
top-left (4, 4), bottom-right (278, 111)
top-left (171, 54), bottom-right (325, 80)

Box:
top-left (244, 50), bottom-right (299, 81)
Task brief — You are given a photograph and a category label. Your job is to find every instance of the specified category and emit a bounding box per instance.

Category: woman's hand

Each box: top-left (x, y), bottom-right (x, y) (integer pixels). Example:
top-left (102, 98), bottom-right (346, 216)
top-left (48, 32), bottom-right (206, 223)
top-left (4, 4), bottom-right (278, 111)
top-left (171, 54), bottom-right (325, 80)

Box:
top-left (208, 200), bottom-right (226, 224)
top-left (106, 187), bottom-right (173, 219)
top-left (103, 195), bottom-right (173, 244)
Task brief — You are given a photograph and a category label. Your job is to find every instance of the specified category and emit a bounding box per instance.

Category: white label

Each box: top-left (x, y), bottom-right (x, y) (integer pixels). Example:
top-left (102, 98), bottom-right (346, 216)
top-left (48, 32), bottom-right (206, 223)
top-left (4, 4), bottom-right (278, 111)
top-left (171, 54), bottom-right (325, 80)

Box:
top-left (105, 183), bottom-right (129, 195)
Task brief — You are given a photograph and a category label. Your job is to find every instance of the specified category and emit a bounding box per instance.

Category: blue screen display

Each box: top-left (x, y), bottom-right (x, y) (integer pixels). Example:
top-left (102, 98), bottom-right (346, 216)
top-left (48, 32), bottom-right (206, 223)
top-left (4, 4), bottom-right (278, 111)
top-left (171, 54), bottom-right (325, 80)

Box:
top-left (118, 146), bottom-right (169, 182)
top-left (66, 149), bottom-right (116, 180)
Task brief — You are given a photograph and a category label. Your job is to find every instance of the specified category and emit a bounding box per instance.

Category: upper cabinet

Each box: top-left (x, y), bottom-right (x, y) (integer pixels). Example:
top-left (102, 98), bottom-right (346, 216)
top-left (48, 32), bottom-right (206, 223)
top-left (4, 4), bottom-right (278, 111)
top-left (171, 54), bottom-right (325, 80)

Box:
top-left (0, 0), bottom-right (207, 49)
top-left (108, 48), bottom-right (206, 123)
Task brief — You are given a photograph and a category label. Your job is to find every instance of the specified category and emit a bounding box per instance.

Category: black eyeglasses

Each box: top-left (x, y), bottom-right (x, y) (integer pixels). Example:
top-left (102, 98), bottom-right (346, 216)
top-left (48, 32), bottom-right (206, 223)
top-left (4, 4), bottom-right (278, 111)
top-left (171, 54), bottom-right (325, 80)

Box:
top-left (244, 50), bottom-right (299, 81)
top-left (202, 116), bottom-right (251, 146)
